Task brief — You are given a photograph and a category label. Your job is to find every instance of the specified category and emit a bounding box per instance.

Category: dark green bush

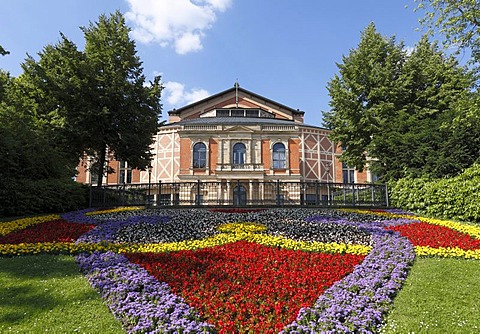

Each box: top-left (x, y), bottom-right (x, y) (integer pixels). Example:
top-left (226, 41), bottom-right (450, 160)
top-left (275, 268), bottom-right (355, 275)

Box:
top-left (0, 178), bottom-right (88, 217)
top-left (390, 164), bottom-right (480, 223)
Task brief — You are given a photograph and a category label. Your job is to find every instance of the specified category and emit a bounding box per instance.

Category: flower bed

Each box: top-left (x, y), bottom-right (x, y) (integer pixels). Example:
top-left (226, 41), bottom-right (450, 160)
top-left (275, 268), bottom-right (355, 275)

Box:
top-left (387, 222), bottom-right (480, 250)
top-left (0, 219), bottom-right (95, 244)
top-left (127, 240), bottom-right (365, 333)
top-left (1, 207), bottom-right (479, 333)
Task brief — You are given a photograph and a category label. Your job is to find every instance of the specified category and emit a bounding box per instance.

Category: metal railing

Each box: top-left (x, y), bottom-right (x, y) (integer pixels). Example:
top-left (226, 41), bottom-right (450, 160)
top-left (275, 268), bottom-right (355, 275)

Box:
top-left (89, 180), bottom-right (389, 208)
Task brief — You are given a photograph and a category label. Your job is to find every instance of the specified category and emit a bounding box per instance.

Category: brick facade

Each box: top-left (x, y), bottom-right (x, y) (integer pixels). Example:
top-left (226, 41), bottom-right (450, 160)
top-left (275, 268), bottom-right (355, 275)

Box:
top-left (76, 86), bottom-right (371, 186)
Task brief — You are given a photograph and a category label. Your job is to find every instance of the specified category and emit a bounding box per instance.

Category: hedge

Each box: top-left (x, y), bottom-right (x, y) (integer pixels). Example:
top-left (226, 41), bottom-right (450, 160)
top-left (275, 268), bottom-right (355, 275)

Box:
top-left (389, 164), bottom-right (480, 224)
top-left (0, 178), bottom-right (88, 217)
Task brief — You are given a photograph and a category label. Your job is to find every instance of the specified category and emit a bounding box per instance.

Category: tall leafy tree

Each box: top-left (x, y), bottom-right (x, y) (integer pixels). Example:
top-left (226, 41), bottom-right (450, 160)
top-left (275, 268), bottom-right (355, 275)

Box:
top-left (21, 11), bottom-right (163, 186)
top-left (324, 23), bottom-right (405, 172)
top-left (415, 0), bottom-right (480, 173)
top-left (373, 36), bottom-right (474, 179)
top-left (325, 24), bottom-right (475, 180)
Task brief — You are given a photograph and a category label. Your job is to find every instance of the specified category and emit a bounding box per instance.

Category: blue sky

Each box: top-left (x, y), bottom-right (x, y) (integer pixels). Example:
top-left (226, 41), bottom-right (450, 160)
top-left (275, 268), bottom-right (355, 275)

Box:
top-left (0, 0), bottom-right (428, 126)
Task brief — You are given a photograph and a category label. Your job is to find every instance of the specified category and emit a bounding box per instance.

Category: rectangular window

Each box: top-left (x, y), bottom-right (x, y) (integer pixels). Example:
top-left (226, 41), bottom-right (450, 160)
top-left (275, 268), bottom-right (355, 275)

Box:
top-left (119, 161), bottom-right (132, 184)
top-left (231, 109), bottom-right (244, 117)
top-left (342, 162), bottom-right (355, 183)
top-left (91, 171), bottom-right (99, 185)
top-left (273, 152), bottom-right (286, 169)
top-left (193, 143), bottom-right (207, 168)
top-left (217, 110), bottom-right (229, 117)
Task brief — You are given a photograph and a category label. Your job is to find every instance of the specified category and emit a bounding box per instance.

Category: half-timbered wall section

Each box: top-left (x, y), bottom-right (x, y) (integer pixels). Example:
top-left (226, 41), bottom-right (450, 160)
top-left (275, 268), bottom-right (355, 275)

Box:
top-left (300, 127), bottom-right (335, 182)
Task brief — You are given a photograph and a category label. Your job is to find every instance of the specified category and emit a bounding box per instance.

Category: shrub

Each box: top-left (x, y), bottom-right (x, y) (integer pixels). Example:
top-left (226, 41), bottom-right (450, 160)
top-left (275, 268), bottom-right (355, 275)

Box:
top-left (390, 164), bottom-right (480, 223)
top-left (0, 178), bottom-right (88, 217)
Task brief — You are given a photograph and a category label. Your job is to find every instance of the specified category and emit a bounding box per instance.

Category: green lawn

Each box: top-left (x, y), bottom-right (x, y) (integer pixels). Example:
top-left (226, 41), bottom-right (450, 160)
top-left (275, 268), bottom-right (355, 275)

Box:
top-left (0, 254), bottom-right (124, 334)
top-left (382, 257), bottom-right (480, 333)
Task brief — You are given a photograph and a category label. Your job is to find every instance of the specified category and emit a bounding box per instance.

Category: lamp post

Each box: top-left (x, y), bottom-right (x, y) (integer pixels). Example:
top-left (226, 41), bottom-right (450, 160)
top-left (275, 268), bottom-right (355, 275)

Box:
top-left (325, 162), bottom-right (332, 205)
top-left (300, 181), bottom-right (307, 206)
top-left (147, 165), bottom-right (152, 206)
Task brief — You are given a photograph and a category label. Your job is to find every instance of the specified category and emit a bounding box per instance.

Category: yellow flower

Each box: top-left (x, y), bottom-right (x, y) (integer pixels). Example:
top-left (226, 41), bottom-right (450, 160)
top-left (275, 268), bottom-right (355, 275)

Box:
top-left (123, 222), bottom-right (372, 256)
top-left (0, 215), bottom-right (60, 237)
top-left (415, 246), bottom-right (480, 260)
top-left (85, 207), bottom-right (144, 216)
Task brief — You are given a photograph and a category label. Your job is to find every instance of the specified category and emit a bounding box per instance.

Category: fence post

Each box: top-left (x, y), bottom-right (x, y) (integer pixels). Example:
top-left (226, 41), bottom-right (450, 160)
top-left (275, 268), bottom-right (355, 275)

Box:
top-left (121, 183), bottom-right (125, 206)
top-left (351, 183), bottom-right (355, 206)
top-left (385, 183), bottom-right (390, 207)
top-left (327, 182), bottom-right (331, 206)
top-left (276, 179), bottom-right (281, 206)
top-left (157, 181), bottom-right (162, 206)
top-left (236, 180), bottom-right (241, 207)
top-left (196, 180), bottom-right (201, 206)
top-left (89, 185), bottom-right (93, 208)
top-left (300, 182), bottom-right (304, 206)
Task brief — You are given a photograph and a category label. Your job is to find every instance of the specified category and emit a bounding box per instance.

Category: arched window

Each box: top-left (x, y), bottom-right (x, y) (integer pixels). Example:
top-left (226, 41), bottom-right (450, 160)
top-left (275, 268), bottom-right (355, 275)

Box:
top-left (233, 143), bottom-right (246, 166)
top-left (193, 142), bottom-right (207, 168)
top-left (272, 142), bottom-right (286, 169)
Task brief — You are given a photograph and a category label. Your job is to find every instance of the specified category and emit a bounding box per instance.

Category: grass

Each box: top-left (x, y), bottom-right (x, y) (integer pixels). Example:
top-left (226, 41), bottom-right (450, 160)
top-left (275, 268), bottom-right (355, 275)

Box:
top-left (0, 254), bottom-right (124, 334)
top-left (382, 257), bottom-right (480, 333)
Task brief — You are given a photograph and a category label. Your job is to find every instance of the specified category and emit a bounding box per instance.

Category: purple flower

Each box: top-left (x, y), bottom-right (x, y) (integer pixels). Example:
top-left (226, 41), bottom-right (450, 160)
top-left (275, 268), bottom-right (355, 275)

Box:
top-left (65, 208), bottom-right (418, 333)
top-left (281, 226), bottom-right (415, 333)
top-left (76, 251), bottom-right (216, 333)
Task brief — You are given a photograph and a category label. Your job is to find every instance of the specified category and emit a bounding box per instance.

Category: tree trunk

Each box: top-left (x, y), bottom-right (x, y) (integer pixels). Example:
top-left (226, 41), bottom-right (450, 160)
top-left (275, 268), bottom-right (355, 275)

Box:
top-left (97, 144), bottom-right (107, 187)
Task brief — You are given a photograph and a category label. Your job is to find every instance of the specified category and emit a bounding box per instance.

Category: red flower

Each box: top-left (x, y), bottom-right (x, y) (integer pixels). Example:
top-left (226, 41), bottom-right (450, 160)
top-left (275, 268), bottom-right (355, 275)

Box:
top-left (127, 241), bottom-right (364, 332)
top-left (0, 220), bottom-right (95, 244)
top-left (387, 222), bottom-right (480, 250)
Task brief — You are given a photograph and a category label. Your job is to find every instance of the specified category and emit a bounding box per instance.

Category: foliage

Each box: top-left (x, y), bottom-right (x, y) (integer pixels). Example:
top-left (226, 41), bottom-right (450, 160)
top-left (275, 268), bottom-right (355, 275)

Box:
top-left (20, 11), bottom-right (163, 186)
top-left (324, 24), bottom-right (476, 180)
top-left (389, 163), bottom-right (480, 223)
top-left (0, 71), bottom-right (88, 217)
top-left (0, 219), bottom-right (95, 244)
top-left (2, 208), bottom-right (479, 332)
top-left (415, 0), bottom-right (480, 64)
top-left (0, 178), bottom-right (88, 217)
top-left (128, 242), bottom-right (364, 333)
top-left (0, 44), bottom-right (8, 56)
top-left (324, 23), bottom-right (405, 172)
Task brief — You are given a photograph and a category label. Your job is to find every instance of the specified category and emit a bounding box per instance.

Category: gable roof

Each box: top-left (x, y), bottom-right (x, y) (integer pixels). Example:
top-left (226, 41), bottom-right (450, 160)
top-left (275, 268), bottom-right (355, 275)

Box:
top-left (168, 85), bottom-right (305, 117)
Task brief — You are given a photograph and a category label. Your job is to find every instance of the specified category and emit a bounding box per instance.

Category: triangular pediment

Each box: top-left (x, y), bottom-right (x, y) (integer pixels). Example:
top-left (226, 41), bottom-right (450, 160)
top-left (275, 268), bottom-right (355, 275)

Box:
top-left (168, 86), bottom-right (305, 124)
top-left (224, 125), bottom-right (256, 133)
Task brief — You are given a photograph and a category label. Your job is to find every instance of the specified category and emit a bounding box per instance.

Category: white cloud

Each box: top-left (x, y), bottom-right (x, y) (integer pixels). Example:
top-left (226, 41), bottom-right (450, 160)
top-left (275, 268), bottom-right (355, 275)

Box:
top-left (125, 0), bottom-right (232, 54)
top-left (164, 81), bottom-right (210, 106)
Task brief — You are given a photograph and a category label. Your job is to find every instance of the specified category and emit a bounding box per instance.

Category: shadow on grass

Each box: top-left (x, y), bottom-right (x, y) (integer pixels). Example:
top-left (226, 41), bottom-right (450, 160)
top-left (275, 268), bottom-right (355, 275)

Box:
top-left (0, 254), bottom-right (123, 332)
top-left (0, 255), bottom-right (77, 322)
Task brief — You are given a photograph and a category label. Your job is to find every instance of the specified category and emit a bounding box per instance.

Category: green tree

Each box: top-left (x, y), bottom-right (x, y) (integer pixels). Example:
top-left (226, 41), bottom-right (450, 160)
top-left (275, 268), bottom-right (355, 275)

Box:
top-left (415, 0), bottom-right (480, 172)
top-left (325, 25), bottom-right (475, 180)
top-left (415, 0), bottom-right (480, 63)
top-left (376, 36), bottom-right (474, 179)
top-left (21, 11), bottom-right (163, 186)
top-left (323, 23), bottom-right (405, 172)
